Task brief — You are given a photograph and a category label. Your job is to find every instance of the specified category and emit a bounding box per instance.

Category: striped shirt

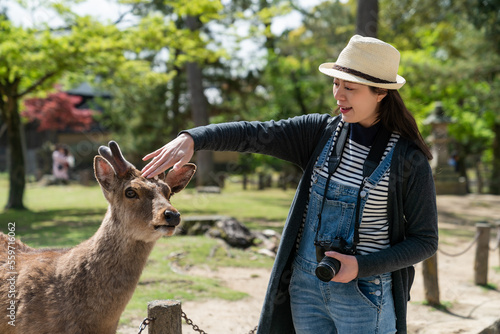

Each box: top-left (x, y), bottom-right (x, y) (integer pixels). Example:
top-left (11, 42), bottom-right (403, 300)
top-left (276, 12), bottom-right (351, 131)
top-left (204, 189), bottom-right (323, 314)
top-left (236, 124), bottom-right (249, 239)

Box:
top-left (298, 120), bottom-right (400, 255)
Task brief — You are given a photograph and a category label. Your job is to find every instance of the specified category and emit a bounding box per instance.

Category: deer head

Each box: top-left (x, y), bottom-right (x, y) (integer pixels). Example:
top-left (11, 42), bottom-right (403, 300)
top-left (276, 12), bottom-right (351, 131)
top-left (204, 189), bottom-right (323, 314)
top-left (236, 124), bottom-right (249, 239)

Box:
top-left (94, 141), bottom-right (196, 242)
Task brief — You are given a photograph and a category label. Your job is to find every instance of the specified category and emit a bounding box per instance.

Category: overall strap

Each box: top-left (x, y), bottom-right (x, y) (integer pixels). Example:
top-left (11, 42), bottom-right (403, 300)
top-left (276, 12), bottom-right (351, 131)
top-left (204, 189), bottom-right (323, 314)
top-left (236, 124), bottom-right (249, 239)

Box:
top-left (316, 121), bottom-right (350, 240)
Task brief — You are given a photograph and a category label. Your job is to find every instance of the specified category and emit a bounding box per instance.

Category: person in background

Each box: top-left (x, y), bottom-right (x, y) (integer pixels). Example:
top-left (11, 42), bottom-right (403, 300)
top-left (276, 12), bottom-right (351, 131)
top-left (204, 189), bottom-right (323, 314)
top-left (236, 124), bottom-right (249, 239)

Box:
top-left (141, 35), bottom-right (438, 334)
top-left (52, 144), bottom-right (74, 184)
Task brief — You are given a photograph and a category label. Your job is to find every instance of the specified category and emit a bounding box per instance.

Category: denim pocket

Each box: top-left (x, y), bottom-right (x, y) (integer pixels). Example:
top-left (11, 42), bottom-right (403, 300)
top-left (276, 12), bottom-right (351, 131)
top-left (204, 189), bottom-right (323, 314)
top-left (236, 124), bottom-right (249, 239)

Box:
top-left (355, 275), bottom-right (386, 311)
top-left (309, 189), bottom-right (356, 242)
top-left (319, 197), bottom-right (355, 242)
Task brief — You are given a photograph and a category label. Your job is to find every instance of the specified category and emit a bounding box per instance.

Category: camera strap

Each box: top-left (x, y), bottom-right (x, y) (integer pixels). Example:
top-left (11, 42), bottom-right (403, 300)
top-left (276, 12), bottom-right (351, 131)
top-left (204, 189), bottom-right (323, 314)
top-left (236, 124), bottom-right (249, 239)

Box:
top-left (315, 122), bottom-right (350, 241)
top-left (328, 121), bottom-right (350, 175)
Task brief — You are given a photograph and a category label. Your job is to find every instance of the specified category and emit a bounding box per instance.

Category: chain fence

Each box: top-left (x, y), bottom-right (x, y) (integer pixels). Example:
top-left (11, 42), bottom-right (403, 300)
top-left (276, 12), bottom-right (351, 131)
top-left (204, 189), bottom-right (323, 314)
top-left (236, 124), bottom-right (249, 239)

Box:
top-left (490, 225), bottom-right (500, 251)
top-left (137, 309), bottom-right (258, 334)
top-left (437, 223), bottom-right (500, 257)
top-left (437, 231), bottom-right (480, 257)
top-left (137, 317), bottom-right (154, 334)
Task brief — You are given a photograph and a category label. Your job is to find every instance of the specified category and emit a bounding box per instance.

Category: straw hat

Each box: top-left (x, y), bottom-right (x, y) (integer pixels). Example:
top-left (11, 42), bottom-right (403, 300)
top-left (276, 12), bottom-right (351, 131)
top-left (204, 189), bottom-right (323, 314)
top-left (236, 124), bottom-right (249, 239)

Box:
top-left (319, 35), bottom-right (406, 89)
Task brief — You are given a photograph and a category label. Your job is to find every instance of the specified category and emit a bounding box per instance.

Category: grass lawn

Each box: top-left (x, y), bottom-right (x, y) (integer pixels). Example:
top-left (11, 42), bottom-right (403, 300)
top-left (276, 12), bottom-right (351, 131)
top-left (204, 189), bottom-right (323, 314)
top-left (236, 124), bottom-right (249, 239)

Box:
top-left (0, 173), bottom-right (294, 326)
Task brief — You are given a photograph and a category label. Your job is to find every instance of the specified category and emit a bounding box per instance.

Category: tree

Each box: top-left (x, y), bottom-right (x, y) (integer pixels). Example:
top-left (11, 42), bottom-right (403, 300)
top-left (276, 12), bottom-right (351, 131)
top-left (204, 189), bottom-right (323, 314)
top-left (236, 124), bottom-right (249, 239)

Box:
top-left (0, 14), bottom-right (125, 209)
top-left (262, 1), bottom-right (355, 120)
top-left (185, 15), bottom-right (214, 187)
top-left (356, 0), bottom-right (378, 37)
top-left (100, 0), bottom-right (296, 186)
top-left (97, 60), bottom-right (181, 163)
top-left (466, 0), bottom-right (500, 193)
top-left (379, 0), bottom-right (500, 193)
top-left (96, 0), bottom-right (226, 183)
top-left (22, 88), bottom-right (94, 132)
top-left (211, 1), bottom-right (356, 187)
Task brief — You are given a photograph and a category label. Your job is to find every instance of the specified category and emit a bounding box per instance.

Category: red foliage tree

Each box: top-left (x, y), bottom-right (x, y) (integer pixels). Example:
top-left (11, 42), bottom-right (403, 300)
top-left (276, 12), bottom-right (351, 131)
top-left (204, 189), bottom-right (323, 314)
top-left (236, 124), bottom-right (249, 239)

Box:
top-left (22, 90), bottom-right (95, 132)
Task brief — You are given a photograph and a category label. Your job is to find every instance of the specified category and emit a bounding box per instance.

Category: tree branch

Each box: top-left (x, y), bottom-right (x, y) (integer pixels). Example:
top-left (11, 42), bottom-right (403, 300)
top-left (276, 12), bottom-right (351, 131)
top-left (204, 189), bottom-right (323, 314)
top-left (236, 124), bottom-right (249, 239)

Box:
top-left (47, 4), bottom-right (138, 32)
top-left (17, 72), bottom-right (58, 98)
top-left (288, 0), bottom-right (312, 18)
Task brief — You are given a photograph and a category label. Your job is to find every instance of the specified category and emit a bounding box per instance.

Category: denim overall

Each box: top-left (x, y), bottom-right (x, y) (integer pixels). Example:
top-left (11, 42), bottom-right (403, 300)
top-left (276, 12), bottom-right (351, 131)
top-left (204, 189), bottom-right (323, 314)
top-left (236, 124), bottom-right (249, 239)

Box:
top-left (290, 131), bottom-right (397, 334)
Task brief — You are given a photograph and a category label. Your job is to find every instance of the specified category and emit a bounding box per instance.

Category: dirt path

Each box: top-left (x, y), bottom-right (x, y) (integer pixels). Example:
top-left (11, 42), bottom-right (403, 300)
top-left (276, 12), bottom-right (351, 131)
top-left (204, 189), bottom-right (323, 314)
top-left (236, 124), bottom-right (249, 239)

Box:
top-left (119, 194), bottom-right (500, 334)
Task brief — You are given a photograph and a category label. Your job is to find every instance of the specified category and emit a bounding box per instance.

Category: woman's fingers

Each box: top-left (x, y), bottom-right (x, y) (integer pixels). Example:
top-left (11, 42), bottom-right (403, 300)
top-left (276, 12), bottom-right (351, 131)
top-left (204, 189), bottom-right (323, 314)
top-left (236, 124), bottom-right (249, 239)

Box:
top-left (141, 133), bottom-right (194, 178)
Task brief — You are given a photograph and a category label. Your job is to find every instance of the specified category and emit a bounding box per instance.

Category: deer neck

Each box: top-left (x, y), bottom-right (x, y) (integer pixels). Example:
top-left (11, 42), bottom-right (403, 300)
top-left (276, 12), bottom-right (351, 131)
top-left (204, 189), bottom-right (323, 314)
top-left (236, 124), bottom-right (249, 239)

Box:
top-left (57, 208), bottom-right (157, 318)
top-left (87, 208), bottom-right (154, 276)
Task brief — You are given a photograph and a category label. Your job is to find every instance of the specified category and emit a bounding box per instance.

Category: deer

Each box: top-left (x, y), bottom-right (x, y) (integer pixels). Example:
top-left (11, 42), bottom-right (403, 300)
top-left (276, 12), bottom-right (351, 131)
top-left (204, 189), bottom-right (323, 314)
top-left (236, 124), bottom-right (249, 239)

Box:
top-left (0, 141), bottom-right (196, 334)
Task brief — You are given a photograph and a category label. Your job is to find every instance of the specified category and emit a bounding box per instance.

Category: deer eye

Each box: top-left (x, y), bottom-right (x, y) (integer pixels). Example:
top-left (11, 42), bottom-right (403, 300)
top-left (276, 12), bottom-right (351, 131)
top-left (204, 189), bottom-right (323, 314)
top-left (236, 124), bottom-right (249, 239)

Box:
top-left (125, 188), bottom-right (138, 199)
top-left (163, 187), bottom-right (172, 200)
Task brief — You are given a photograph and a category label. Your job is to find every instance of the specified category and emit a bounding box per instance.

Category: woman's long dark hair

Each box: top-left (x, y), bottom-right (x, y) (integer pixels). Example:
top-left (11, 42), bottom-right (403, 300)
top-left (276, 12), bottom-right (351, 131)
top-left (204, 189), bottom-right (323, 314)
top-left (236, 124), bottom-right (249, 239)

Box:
top-left (372, 88), bottom-right (433, 160)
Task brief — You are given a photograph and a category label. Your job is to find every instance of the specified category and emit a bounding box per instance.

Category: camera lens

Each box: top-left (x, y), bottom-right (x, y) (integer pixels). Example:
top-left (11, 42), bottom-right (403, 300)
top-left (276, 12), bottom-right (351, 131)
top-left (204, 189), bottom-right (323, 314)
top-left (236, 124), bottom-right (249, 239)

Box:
top-left (315, 257), bottom-right (341, 282)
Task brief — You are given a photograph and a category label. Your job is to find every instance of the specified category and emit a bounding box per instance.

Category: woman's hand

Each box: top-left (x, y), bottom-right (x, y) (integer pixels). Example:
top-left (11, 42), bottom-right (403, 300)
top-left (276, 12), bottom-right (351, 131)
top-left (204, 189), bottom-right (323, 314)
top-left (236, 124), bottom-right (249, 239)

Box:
top-left (324, 251), bottom-right (359, 283)
top-left (141, 133), bottom-right (195, 178)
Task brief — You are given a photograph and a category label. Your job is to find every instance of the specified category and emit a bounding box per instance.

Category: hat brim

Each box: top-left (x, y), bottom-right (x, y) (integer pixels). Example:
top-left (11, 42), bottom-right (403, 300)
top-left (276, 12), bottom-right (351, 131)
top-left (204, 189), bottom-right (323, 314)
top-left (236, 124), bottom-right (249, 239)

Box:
top-left (319, 63), bottom-right (405, 90)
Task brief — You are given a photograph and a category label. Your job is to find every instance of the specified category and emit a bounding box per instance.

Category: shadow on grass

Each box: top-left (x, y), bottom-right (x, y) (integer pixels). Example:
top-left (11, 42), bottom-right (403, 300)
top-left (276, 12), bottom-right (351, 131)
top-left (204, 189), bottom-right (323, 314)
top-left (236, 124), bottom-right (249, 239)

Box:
top-left (425, 285), bottom-right (499, 320)
top-left (0, 208), bottom-right (106, 248)
top-left (424, 302), bottom-right (473, 319)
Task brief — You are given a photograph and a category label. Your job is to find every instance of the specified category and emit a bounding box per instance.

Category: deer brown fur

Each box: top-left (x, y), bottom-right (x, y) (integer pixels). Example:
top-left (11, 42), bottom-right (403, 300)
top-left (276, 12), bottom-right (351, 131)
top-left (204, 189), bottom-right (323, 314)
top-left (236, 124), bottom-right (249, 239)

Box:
top-left (0, 141), bottom-right (196, 334)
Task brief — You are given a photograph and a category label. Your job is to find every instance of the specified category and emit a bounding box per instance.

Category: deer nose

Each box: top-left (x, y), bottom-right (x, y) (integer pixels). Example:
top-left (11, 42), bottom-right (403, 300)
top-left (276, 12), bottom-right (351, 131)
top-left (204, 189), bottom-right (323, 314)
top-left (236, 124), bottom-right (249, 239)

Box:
top-left (164, 210), bottom-right (181, 226)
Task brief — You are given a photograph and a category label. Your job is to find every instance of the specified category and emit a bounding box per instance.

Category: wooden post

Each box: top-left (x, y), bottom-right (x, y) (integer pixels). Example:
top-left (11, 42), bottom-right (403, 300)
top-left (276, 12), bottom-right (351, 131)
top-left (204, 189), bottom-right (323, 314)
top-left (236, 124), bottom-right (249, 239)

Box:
top-left (474, 222), bottom-right (490, 286)
top-left (496, 222), bottom-right (500, 267)
top-left (147, 300), bottom-right (182, 334)
top-left (493, 220), bottom-right (500, 266)
top-left (422, 253), bottom-right (440, 306)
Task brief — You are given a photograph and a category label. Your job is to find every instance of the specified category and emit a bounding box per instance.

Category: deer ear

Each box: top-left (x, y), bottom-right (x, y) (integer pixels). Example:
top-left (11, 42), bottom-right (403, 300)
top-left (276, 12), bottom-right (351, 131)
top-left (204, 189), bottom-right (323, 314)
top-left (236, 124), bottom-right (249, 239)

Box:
top-left (165, 163), bottom-right (197, 194)
top-left (94, 156), bottom-right (116, 191)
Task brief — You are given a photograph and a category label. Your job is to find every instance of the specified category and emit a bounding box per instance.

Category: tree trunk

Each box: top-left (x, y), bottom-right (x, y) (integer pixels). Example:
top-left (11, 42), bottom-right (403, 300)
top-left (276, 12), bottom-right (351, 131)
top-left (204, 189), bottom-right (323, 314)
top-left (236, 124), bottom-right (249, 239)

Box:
top-left (490, 122), bottom-right (500, 194)
top-left (5, 94), bottom-right (26, 209)
top-left (475, 160), bottom-right (483, 194)
top-left (170, 69), bottom-right (183, 138)
top-left (259, 0), bottom-right (275, 50)
top-left (242, 174), bottom-right (248, 190)
top-left (185, 15), bottom-right (215, 187)
top-left (290, 71), bottom-right (308, 115)
top-left (170, 46), bottom-right (185, 139)
top-left (356, 0), bottom-right (378, 38)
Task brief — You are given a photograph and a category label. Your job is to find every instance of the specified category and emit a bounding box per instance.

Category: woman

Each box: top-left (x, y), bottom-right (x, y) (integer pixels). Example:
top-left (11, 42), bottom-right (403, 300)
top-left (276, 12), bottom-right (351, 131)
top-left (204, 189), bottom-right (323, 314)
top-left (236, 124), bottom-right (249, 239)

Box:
top-left (142, 35), bottom-right (438, 334)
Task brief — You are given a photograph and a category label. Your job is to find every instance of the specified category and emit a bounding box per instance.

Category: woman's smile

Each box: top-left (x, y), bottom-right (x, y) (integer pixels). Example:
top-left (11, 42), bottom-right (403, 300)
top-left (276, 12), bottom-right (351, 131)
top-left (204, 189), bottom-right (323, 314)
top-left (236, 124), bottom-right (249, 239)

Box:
top-left (338, 105), bottom-right (352, 114)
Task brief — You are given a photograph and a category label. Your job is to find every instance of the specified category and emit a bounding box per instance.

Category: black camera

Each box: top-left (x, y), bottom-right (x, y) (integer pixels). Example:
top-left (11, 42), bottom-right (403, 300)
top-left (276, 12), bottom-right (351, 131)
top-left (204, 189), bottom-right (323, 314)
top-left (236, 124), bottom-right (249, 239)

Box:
top-left (314, 238), bottom-right (355, 282)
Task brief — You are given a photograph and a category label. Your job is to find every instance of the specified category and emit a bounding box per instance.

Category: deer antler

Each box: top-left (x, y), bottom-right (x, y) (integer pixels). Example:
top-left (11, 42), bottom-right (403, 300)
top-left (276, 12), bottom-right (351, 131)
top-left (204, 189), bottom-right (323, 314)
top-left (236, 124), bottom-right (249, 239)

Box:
top-left (98, 141), bottom-right (134, 177)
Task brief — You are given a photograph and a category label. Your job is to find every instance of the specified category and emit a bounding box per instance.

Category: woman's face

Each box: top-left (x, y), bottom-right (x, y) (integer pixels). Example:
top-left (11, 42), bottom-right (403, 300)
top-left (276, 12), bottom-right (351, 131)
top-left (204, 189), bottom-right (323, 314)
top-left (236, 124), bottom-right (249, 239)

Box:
top-left (333, 79), bottom-right (387, 127)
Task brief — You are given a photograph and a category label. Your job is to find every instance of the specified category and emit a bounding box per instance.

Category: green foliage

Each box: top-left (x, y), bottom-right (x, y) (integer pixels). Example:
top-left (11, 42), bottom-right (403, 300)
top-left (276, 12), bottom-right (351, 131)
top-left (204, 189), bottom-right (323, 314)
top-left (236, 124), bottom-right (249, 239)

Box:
top-left (91, 0), bottom-right (229, 162)
top-left (0, 15), bottom-right (126, 93)
top-left (3, 0), bottom-right (500, 194)
top-left (95, 59), bottom-right (178, 164)
top-left (0, 8), bottom-right (137, 208)
top-left (467, 0), bottom-right (500, 53)
top-left (167, 0), bottom-right (223, 22)
top-left (379, 0), bottom-right (499, 178)
top-left (256, 1), bottom-right (355, 120)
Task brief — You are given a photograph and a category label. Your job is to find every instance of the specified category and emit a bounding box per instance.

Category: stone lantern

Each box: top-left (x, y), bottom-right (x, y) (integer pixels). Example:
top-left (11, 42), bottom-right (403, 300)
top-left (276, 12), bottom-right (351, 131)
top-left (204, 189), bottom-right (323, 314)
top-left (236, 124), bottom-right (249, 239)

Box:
top-left (423, 102), bottom-right (467, 195)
